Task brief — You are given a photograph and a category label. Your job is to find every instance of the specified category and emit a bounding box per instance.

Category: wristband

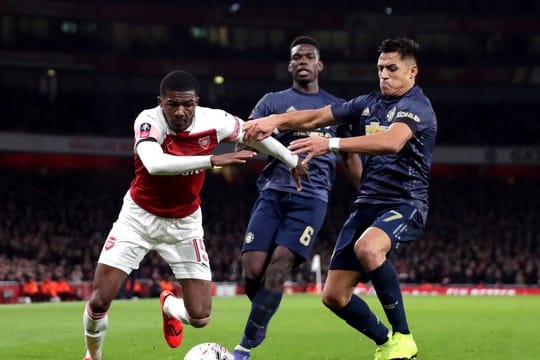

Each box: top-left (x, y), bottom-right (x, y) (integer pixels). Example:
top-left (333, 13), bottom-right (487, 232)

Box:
top-left (328, 137), bottom-right (341, 152)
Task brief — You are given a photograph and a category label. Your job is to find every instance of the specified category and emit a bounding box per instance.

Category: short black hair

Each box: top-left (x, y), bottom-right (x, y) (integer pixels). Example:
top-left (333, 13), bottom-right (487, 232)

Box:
top-left (159, 70), bottom-right (199, 95)
top-left (378, 38), bottom-right (420, 62)
top-left (290, 35), bottom-right (320, 51)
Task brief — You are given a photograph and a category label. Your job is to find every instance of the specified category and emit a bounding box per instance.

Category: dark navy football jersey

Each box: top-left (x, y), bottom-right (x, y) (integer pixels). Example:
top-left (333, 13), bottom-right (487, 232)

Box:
top-left (331, 85), bottom-right (437, 220)
top-left (249, 87), bottom-right (344, 202)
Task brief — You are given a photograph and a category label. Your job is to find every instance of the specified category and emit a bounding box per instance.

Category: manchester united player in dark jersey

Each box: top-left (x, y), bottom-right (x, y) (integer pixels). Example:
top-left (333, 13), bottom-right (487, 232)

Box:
top-left (243, 38), bottom-right (436, 360)
top-left (81, 70), bottom-right (307, 360)
top-left (232, 36), bottom-right (361, 360)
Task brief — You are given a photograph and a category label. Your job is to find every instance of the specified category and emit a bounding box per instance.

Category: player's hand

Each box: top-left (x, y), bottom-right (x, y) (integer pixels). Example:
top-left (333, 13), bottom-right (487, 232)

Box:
top-left (243, 117), bottom-right (277, 142)
top-left (289, 136), bottom-right (330, 165)
top-left (291, 158), bottom-right (310, 192)
top-left (210, 150), bottom-right (257, 167)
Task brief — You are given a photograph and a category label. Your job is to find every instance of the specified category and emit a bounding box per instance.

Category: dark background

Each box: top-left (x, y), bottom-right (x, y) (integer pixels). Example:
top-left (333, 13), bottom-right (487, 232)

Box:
top-left (0, 0), bottom-right (539, 293)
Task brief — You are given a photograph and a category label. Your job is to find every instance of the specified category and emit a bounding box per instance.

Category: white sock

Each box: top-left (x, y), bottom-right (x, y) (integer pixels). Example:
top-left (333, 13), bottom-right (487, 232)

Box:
top-left (234, 345), bottom-right (251, 353)
top-left (164, 295), bottom-right (191, 324)
top-left (83, 303), bottom-right (108, 360)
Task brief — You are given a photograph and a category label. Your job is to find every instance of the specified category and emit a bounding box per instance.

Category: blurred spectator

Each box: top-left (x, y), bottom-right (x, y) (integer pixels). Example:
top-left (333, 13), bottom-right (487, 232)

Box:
top-left (40, 273), bottom-right (60, 302)
top-left (1, 167), bottom-right (539, 289)
top-left (119, 271), bottom-right (142, 299)
top-left (159, 274), bottom-right (175, 293)
top-left (20, 273), bottom-right (39, 303)
top-left (56, 275), bottom-right (77, 301)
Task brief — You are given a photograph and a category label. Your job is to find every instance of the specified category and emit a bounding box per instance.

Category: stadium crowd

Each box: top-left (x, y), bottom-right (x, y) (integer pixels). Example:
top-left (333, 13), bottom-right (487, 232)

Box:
top-left (1, 0), bottom-right (539, 302)
top-left (1, 166), bottom-right (538, 301)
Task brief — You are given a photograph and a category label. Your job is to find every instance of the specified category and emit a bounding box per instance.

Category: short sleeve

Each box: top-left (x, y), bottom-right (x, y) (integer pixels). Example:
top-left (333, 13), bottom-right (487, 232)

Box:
top-left (209, 109), bottom-right (243, 142)
top-left (248, 93), bottom-right (274, 119)
top-left (331, 94), bottom-right (371, 125)
top-left (393, 98), bottom-right (436, 134)
top-left (134, 109), bottom-right (164, 144)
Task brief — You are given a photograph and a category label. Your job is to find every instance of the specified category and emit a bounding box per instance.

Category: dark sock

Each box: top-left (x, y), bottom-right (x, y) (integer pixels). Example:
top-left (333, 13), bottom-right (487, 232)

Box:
top-left (369, 260), bottom-right (409, 334)
top-left (240, 288), bottom-right (282, 348)
top-left (331, 295), bottom-right (389, 345)
top-left (244, 277), bottom-right (262, 302)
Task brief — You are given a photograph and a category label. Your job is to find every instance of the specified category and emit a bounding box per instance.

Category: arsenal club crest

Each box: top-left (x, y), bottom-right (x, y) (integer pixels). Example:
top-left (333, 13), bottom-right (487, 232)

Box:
top-left (104, 236), bottom-right (116, 250)
top-left (198, 136), bottom-right (210, 150)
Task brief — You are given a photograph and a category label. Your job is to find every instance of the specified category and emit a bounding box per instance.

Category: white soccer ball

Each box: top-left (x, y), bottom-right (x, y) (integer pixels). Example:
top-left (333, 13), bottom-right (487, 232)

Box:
top-left (183, 342), bottom-right (233, 360)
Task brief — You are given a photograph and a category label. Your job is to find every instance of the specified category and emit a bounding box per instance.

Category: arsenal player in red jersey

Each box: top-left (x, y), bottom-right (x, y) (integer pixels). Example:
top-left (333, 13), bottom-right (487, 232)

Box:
top-left (82, 70), bottom-right (307, 360)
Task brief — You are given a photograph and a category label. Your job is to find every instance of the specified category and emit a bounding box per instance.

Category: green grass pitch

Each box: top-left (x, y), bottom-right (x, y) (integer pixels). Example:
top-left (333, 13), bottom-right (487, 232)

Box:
top-left (1, 294), bottom-right (538, 359)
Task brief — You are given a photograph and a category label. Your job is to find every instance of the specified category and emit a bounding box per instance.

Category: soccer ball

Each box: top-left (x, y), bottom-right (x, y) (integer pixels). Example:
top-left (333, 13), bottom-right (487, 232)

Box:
top-left (183, 342), bottom-right (233, 360)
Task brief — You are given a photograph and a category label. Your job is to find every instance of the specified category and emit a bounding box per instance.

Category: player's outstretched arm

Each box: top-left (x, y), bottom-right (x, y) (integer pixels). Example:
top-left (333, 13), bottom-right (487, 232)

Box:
top-left (210, 150), bottom-right (257, 167)
top-left (290, 122), bottom-right (413, 164)
top-left (227, 117), bottom-right (309, 190)
top-left (235, 118), bottom-right (299, 169)
top-left (241, 135), bottom-right (299, 169)
top-left (243, 136), bottom-right (309, 191)
top-left (137, 140), bottom-right (255, 175)
top-left (243, 106), bottom-right (336, 142)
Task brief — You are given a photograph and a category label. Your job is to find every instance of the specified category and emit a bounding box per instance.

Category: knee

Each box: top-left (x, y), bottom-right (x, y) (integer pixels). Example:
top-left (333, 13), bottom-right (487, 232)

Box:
top-left (354, 240), bottom-right (373, 261)
top-left (242, 255), bottom-right (265, 281)
top-left (321, 288), bottom-right (349, 311)
top-left (243, 265), bottom-right (260, 281)
top-left (89, 291), bottom-right (112, 314)
top-left (264, 264), bottom-right (291, 290)
top-left (186, 305), bottom-right (211, 328)
top-left (264, 250), bottom-right (295, 289)
top-left (354, 240), bottom-right (387, 269)
top-left (189, 315), bottom-right (211, 328)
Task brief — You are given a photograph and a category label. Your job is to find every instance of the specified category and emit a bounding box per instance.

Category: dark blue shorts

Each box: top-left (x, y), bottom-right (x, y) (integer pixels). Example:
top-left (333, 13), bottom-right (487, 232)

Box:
top-left (242, 189), bottom-right (328, 262)
top-left (329, 203), bottom-right (425, 274)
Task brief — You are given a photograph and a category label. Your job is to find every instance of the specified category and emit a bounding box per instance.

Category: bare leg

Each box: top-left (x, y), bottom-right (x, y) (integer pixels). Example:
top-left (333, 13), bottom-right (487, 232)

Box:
top-left (241, 251), bottom-right (270, 300)
top-left (163, 278), bottom-right (213, 328)
top-left (83, 264), bottom-right (128, 360)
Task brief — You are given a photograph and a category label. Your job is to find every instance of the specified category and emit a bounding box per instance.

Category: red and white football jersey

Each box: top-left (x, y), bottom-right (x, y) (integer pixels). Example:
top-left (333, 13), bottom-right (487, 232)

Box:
top-left (129, 105), bottom-right (241, 218)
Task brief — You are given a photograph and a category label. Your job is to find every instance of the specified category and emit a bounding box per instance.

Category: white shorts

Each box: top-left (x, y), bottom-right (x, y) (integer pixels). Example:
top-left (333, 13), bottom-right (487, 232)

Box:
top-left (98, 192), bottom-right (211, 281)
